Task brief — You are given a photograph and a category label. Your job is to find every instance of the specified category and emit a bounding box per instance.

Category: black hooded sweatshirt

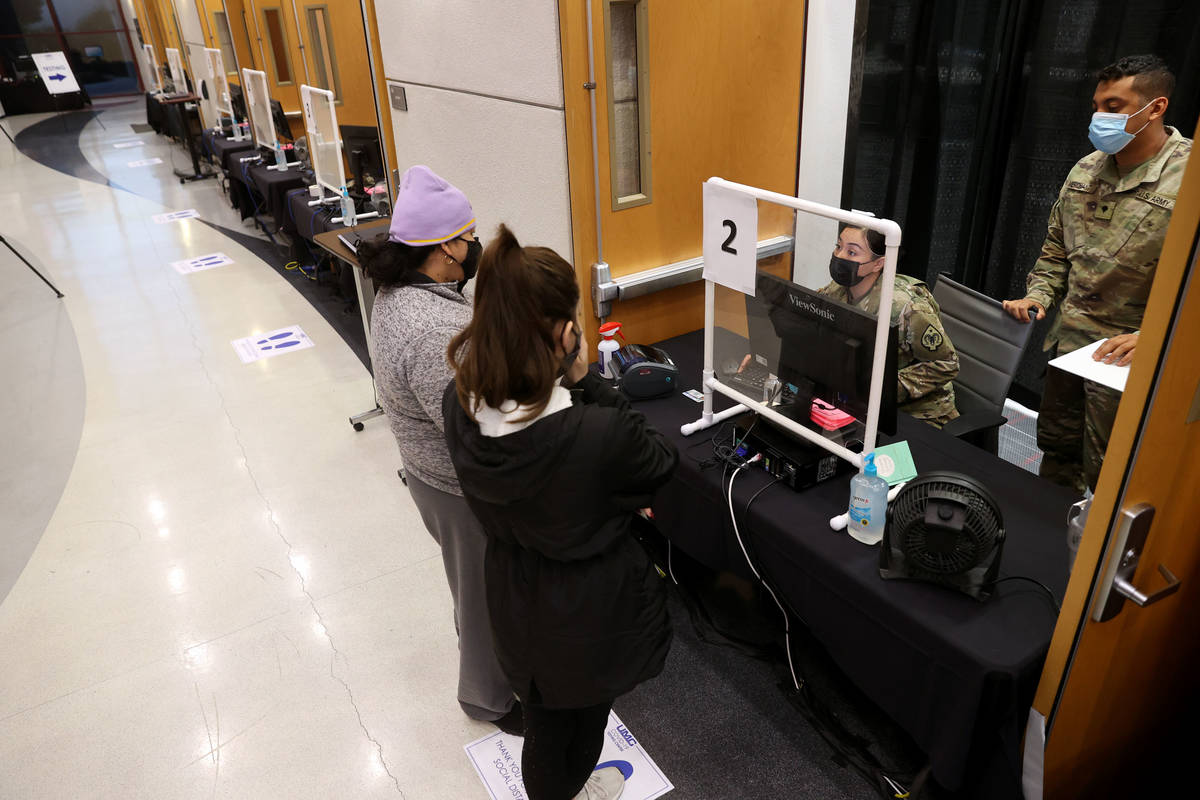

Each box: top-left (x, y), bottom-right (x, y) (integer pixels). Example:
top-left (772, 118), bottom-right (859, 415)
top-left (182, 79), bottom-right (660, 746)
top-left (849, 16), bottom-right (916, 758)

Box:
top-left (442, 372), bottom-right (679, 708)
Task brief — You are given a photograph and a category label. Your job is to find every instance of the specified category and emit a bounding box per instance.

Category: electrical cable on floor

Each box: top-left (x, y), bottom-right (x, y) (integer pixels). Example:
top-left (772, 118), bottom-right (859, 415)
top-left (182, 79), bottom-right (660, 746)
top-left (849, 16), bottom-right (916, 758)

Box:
top-left (726, 461), bottom-right (801, 693)
top-left (721, 436), bottom-right (920, 800)
top-left (284, 260), bottom-right (317, 281)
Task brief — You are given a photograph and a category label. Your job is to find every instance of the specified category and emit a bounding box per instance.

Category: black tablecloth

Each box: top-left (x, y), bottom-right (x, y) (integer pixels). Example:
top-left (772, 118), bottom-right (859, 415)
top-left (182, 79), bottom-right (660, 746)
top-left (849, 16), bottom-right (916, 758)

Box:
top-left (638, 329), bottom-right (1076, 795)
top-left (202, 131), bottom-right (256, 173)
top-left (249, 164), bottom-right (306, 231)
top-left (145, 93), bottom-right (166, 133)
top-left (283, 188), bottom-right (339, 241)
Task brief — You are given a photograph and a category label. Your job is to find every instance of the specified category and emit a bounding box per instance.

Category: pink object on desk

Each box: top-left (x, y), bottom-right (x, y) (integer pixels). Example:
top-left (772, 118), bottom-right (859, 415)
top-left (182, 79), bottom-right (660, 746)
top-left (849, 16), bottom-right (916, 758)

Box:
top-left (810, 399), bottom-right (856, 430)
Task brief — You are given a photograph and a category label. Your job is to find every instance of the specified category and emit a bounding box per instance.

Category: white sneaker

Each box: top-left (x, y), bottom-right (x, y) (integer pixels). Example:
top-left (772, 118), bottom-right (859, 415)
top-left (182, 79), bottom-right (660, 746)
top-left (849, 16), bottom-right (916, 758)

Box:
top-left (572, 766), bottom-right (625, 800)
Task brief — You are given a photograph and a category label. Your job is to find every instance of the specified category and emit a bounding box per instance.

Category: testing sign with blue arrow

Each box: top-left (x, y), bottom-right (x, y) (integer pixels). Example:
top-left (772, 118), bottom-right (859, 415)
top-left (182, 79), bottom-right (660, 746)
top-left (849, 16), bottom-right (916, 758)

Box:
top-left (32, 52), bottom-right (81, 95)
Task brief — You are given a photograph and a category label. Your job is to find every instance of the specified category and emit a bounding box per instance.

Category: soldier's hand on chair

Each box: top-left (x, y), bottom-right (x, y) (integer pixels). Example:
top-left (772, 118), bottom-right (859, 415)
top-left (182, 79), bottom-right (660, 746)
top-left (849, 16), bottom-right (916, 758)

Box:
top-left (1094, 333), bottom-right (1138, 367)
top-left (1001, 298), bottom-right (1045, 323)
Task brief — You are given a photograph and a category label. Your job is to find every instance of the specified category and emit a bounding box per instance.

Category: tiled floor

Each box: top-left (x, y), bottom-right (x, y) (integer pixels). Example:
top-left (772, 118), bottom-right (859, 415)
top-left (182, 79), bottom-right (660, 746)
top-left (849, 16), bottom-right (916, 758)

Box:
top-left (0, 104), bottom-right (495, 798)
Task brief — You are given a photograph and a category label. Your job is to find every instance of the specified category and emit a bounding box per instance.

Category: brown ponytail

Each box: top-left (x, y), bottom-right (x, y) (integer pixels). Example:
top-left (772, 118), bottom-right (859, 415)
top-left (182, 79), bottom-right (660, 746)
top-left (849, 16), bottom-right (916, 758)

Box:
top-left (448, 224), bottom-right (580, 422)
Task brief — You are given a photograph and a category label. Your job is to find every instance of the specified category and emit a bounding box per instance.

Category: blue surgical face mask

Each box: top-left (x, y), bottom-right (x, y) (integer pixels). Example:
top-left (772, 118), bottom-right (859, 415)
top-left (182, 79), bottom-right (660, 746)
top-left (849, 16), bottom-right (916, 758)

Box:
top-left (1088, 99), bottom-right (1155, 154)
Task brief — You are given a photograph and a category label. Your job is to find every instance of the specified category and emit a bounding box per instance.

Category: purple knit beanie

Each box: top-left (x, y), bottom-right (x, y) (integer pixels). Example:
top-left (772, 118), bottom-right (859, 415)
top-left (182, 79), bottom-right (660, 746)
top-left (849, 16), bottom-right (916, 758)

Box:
top-left (387, 165), bottom-right (476, 245)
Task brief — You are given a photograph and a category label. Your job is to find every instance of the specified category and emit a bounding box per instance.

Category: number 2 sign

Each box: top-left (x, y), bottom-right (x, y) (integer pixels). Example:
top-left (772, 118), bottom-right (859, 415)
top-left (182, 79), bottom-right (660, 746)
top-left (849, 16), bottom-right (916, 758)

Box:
top-left (702, 180), bottom-right (759, 296)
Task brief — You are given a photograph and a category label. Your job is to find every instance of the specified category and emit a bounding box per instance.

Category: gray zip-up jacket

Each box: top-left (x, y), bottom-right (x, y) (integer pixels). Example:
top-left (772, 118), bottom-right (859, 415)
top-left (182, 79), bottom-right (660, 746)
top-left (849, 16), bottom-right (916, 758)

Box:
top-left (371, 279), bottom-right (472, 495)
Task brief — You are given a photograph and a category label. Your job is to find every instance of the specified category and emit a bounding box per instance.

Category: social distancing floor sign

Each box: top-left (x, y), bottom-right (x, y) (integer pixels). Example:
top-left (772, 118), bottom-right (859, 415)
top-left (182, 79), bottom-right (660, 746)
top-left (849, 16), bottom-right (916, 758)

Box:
top-left (465, 711), bottom-right (672, 800)
top-left (172, 252), bottom-right (233, 274)
top-left (231, 325), bottom-right (314, 364)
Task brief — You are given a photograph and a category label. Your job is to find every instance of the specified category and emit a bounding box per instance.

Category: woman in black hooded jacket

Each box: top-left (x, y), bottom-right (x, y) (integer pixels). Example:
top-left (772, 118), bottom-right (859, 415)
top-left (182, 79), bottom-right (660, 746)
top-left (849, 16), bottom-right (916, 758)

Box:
top-left (442, 225), bottom-right (678, 800)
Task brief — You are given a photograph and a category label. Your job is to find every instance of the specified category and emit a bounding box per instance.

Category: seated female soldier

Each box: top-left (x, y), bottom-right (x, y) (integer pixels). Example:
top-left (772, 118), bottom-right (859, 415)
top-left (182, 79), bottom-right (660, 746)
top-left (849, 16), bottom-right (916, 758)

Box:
top-left (817, 222), bottom-right (960, 428)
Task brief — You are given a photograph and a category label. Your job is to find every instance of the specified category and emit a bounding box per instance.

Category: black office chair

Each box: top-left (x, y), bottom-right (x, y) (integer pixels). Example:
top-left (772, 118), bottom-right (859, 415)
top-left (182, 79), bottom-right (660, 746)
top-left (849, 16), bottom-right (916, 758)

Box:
top-left (933, 273), bottom-right (1034, 453)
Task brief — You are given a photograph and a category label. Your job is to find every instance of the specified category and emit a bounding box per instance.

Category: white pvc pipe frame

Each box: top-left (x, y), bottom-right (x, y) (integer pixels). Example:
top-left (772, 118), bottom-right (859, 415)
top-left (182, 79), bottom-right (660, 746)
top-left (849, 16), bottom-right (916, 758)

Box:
top-left (143, 44), bottom-right (162, 93)
top-left (681, 177), bottom-right (901, 473)
top-left (300, 84), bottom-right (345, 199)
top-left (204, 48), bottom-right (236, 134)
top-left (299, 83), bottom-right (378, 225)
top-left (241, 67), bottom-right (290, 171)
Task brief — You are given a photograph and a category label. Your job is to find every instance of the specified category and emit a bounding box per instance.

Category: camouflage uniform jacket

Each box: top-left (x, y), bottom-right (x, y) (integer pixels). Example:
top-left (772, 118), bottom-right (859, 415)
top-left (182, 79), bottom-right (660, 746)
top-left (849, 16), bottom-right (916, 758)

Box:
top-left (819, 274), bottom-right (960, 427)
top-left (1025, 127), bottom-right (1192, 353)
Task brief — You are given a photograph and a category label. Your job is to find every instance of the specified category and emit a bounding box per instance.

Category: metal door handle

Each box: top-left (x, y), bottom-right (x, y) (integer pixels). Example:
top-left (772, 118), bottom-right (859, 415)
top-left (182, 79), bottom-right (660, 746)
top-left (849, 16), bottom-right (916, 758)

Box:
top-left (1091, 503), bottom-right (1184, 622)
top-left (1113, 564), bottom-right (1180, 607)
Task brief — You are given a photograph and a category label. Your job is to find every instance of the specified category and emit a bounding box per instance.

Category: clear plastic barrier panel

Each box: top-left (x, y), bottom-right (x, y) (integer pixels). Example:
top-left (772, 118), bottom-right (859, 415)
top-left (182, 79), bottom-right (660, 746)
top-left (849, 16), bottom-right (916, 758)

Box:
top-left (241, 68), bottom-right (277, 150)
top-left (143, 44), bottom-right (161, 92)
top-left (188, 43), bottom-right (214, 127)
top-left (205, 48), bottom-right (230, 115)
top-left (301, 84), bottom-right (345, 196)
top-left (165, 48), bottom-right (184, 89)
top-left (692, 178), bottom-right (902, 467)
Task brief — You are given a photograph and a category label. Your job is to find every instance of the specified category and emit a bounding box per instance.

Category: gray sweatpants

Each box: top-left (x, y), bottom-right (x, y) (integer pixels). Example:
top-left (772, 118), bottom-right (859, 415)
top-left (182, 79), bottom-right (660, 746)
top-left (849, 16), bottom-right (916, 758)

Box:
top-left (406, 473), bottom-right (514, 720)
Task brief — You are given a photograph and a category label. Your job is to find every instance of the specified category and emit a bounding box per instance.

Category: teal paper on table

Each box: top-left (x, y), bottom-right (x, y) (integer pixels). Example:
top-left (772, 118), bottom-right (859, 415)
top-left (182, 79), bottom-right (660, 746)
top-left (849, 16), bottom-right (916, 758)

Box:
top-left (872, 441), bottom-right (917, 486)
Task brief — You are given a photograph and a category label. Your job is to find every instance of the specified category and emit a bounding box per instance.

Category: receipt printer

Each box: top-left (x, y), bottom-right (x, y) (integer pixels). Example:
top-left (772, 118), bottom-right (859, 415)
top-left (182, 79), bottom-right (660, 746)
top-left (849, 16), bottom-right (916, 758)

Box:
top-left (613, 344), bottom-right (678, 399)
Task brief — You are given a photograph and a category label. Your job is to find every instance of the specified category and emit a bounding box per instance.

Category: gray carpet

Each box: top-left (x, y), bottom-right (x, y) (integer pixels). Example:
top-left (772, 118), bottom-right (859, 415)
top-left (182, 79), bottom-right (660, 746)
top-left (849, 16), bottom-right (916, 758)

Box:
top-left (614, 550), bottom-right (943, 799)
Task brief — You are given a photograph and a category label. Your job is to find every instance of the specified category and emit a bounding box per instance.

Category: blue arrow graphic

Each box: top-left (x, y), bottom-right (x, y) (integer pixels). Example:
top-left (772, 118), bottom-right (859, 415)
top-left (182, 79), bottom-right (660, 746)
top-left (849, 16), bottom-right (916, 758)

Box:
top-left (48, 73), bottom-right (67, 81)
top-left (257, 332), bottom-right (296, 345)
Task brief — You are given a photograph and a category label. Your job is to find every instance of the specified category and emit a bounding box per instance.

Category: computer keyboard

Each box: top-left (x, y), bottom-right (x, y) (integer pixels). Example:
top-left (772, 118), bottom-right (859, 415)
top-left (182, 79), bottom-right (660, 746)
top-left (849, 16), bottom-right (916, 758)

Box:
top-left (724, 360), bottom-right (773, 397)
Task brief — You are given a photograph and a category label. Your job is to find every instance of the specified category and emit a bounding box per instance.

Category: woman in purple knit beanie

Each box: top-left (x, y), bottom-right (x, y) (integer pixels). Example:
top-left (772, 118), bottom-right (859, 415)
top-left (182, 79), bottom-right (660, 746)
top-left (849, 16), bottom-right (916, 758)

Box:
top-left (359, 165), bottom-right (523, 736)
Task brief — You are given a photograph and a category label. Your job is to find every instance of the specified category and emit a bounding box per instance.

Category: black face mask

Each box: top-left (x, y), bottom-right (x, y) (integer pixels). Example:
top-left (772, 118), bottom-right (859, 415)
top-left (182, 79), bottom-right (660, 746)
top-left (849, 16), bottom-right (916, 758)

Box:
top-left (461, 238), bottom-right (482, 281)
top-left (829, 254), bottom-right (871, 287)
top-left (560, 327), bottom-right (581, 378)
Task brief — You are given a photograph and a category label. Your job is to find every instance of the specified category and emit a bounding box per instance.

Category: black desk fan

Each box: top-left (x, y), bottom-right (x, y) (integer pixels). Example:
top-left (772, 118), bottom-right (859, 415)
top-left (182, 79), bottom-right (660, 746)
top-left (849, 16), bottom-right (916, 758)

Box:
top-left (879, 471), bottom-right (1005, 601)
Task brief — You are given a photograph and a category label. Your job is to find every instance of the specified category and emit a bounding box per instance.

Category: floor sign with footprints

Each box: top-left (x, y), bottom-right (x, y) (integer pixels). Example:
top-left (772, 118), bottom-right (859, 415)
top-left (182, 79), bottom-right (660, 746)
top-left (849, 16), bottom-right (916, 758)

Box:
top-left (465, 711), bottom-right (672, 800)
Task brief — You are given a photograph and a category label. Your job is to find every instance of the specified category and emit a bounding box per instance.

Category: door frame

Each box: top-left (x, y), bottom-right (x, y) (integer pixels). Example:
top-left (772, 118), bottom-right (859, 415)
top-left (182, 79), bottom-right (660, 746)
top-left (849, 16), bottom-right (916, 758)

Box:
top-left (1029, 122), bottom-right (1199, 794)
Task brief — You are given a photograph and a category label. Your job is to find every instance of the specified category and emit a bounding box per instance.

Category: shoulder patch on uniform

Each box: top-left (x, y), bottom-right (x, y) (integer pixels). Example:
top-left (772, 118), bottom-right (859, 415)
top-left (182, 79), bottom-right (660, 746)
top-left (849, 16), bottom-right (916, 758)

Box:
top-left (1134, 189), bottom-right (1175, 210)
top-left (1067, 180), bottom-right (1095, 192)
top-left (920, 325), bottom-right (943, 352)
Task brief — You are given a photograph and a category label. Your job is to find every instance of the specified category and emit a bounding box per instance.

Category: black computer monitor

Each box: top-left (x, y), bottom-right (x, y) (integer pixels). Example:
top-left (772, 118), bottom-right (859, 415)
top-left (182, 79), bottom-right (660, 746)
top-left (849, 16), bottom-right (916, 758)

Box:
top-left (269, 98), bottom-right (293, 142)
top-left (339, 125), bottom-right (383, 191)
top-left (228, 82), bottom-right (246, 123)
top-left (745, 271), bottom-right (899, 435)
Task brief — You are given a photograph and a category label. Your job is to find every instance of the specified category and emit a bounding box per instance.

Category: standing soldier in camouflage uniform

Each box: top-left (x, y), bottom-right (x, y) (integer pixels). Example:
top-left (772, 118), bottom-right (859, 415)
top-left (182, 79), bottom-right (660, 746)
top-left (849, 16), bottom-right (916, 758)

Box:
top-left (819, 222), bottom-right (960, 428)
top-left (1004, 55), bottom-right (1191, 492)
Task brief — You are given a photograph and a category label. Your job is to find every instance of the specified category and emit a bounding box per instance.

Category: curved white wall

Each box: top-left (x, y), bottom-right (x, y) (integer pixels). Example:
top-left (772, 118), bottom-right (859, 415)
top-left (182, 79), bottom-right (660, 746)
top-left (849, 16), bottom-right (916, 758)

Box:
top-left (374, 0), bottom-right (573, 260)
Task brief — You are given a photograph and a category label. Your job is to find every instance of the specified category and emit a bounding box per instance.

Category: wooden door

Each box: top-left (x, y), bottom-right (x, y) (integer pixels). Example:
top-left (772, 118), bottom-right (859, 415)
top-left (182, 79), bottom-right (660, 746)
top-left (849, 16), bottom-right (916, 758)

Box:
top-left (1031, 122), bottom-right (1200, 797)
top-left (246, 0), bottom-right (302, 117)
top-left (289, 0), bottom-right (376, 129)
top-left (560, 0), bottom-right (805, 345)
top-left (217, 0), bottom-right (259, 74)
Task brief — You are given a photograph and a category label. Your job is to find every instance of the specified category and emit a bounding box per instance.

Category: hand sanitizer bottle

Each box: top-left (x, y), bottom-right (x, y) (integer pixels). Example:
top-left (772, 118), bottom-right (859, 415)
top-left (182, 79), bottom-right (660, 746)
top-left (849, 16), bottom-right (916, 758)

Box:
top-left (597, 321), bottom-right (622, 379)
top-left (340, 189), bottom-right (357, 227)
top-left (847, 452), bottom-right (889, 545)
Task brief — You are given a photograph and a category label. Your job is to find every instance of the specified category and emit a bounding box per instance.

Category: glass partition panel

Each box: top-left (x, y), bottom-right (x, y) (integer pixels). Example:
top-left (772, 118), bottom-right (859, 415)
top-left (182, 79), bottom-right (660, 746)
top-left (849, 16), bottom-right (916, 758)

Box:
top-left (261, 6), bottom-right (292, 85)
top-left (212, 11), bottom-right (238, 77)
top-left (66, 31), bottom-right (138, 95)
top-left (604, 0), bottom-right (651, 209)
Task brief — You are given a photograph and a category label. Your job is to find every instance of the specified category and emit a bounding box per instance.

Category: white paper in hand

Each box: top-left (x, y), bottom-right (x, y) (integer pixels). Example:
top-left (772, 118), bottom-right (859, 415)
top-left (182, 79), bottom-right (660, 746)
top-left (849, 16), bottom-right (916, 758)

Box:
top-left (702, 181), bottom-right (758, 296)
top-left (1048, 339), bottom-right (1129, 393)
